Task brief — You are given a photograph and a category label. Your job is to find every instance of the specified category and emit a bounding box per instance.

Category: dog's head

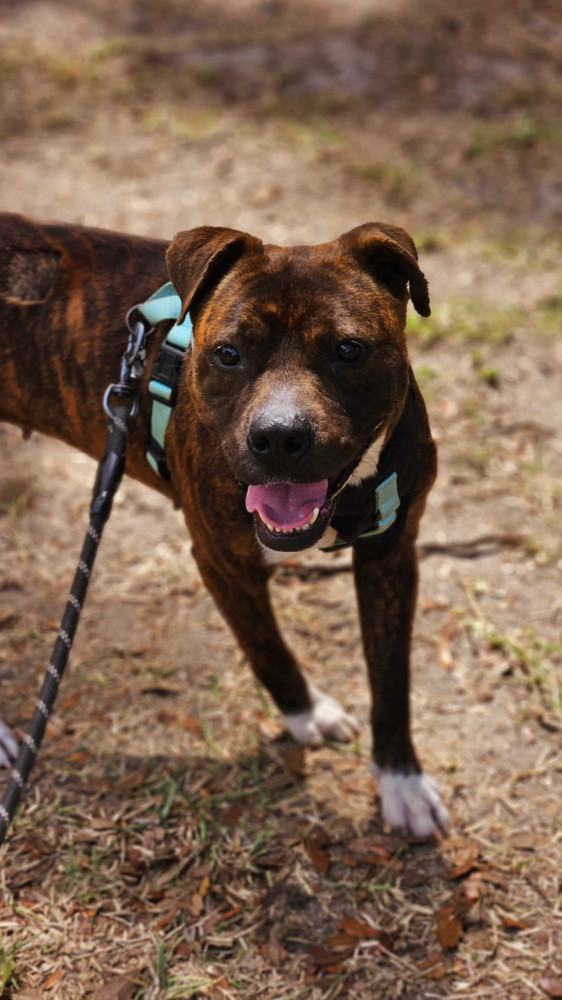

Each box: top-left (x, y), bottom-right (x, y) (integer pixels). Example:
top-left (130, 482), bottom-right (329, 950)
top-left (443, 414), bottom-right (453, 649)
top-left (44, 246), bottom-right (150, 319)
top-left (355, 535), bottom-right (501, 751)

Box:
top-left (166, 223), bottom-right (430, 551)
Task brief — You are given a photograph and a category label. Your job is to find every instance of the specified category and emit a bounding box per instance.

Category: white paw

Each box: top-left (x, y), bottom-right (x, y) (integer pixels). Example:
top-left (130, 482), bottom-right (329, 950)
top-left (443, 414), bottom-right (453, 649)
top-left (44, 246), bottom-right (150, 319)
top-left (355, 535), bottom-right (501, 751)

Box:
top-left (372, 766), bottom-right (450, 838)
top-left (0, 719), bottom-right (18, 768)
top-left (283, 684), bottom-right (360, 746)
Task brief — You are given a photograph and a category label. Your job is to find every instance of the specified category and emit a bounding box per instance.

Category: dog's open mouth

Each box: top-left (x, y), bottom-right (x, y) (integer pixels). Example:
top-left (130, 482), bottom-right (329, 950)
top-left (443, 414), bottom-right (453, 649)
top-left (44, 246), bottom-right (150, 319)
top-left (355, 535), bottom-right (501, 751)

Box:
top-left (246, 479), bottom-right (332, 550)
top-left (245, 479), bottom-right (334, 551)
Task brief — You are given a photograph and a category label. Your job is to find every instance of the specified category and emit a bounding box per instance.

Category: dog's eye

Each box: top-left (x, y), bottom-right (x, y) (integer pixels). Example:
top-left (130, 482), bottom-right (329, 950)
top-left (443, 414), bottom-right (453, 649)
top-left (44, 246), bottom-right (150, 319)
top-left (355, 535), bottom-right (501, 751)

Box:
top-left (335, 340), bottom-right (362, 362)
top-left (214, 344), bottom-right (241, 367)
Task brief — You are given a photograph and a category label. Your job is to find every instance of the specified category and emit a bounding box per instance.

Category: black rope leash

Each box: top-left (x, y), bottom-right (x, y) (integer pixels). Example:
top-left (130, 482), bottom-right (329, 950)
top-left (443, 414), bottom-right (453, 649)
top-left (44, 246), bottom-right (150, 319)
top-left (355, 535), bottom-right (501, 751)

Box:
top-left (0, 315), bottom-right (151, 847)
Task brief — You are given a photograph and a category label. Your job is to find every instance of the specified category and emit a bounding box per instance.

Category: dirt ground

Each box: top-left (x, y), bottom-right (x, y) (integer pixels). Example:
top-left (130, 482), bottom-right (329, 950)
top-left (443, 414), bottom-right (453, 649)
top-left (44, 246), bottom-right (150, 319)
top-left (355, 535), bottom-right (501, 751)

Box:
top-left (0, 1), bottom-right (561, 997)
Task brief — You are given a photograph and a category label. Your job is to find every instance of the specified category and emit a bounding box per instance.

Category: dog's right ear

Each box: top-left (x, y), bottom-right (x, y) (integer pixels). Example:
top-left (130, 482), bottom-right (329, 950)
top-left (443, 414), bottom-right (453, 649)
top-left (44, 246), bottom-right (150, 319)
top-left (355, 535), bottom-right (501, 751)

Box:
top-left (340, 222), bottom-right (431, 317)
top-left (166, 226), bottom-right (264, 322)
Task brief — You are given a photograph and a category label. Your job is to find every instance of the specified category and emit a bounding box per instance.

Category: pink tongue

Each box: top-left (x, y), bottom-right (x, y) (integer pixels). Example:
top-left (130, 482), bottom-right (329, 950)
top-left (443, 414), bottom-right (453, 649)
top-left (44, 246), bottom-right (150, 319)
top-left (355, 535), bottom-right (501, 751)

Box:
top-left (246, 480), bottom-right (328, 530)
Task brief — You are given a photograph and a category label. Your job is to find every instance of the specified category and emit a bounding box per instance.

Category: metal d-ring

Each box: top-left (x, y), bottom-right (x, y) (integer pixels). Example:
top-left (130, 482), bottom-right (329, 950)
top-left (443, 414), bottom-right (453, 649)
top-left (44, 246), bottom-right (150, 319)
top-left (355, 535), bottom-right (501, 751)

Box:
top-left (103, 383), bottom-right (139, 420)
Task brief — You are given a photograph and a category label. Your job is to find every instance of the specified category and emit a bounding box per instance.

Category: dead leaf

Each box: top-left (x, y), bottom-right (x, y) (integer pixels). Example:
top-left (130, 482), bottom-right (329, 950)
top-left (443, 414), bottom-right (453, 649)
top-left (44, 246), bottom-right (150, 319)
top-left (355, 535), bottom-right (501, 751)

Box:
top-left (113, 764), bottom-right (149, 793)
top-left (156, 907), bottom-right (180, 930)
top-left (43, 969), bottom-right (63, 991)
top-left (436, 904), bottom-right (463, 949)
top-left (418, 952), bottom-right (448, 979)
top-left (189, 892), bottom-right (204, 916)
top-left (540, 974), bottom-right (562, 998)
top-left (91, 977), bottom-right (138, 1000)
top-left (156, 709), bottom-right (178, 725)
top-left (511, 832), bottom-right (543, 850)
top-left (305, 827), bottom-right (331, 874)
top-left (499, 911), bottom-right (532, 931)
top-left (309, 944), bottom-right (349, 971)
top-left (418, 952), bottom-right (443, 971)
top-left (223, 801), bottom-right (243, 826)
top-left (447, 841), bottom-right (479, 879)
top-left (66, 750), bottom-right (91, 764)
top-left (285, 746), bottom-right (306, 776)
top-left (339, 913), bottom-right (379, 940)
top-left (327, 931), bottom-right (359, 950)
top-left (60, 691), bottom-right (83, 711)
top-left (177, 714), bottom-right (203, 736)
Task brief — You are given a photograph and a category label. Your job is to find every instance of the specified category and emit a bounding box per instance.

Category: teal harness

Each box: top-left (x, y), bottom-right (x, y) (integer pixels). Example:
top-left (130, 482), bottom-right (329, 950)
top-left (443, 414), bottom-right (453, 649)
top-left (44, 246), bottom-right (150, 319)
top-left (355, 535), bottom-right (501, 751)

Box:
top-left (134, 283), bottom-right (412, 555)
top-left (136, 282), bottom-right (193, 479)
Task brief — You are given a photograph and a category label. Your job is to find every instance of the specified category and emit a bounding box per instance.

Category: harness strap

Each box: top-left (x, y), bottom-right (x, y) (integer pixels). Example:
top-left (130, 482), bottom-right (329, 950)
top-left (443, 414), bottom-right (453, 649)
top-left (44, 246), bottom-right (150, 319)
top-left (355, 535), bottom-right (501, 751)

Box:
top-left (136, 282), bottom-right (192, 480)
top-left (325, 381), bottom-right (419, 555)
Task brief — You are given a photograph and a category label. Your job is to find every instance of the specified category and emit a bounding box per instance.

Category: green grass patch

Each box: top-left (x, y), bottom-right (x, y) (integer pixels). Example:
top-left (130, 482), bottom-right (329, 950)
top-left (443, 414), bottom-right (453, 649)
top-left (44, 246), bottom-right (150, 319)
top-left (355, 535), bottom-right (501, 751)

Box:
top-left (0, 937), bottom-right (18, 994)
top-left (407, 297), bottom-right (526, 349)
top-left (465, 112), bottom-right (562, 160)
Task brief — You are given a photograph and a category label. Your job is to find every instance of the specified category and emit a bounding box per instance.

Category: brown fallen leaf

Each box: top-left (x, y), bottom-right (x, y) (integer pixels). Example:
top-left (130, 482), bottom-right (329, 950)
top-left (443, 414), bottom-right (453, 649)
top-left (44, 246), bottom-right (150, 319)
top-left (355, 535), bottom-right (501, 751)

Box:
top-left (155, 906), bottom-right (180, 931)
top-left (309, 944), bottom-right (351, 972)
top-left (286, 746), bottom-right (306, 776)
top-left (327, 931), bottom-right (359, 951)
top-left (447, 841), bottom-right (479, 879)
top-left (177, 713), bottom-right (203, 736)
top-left (339, 913), bottom-right (379, 940)
top-left (305, 827), bottom-right (331, 874)
top-left (511, 832), bottom-right (543, 851)
top-left (418, 952), bottom-right (444, 971)
top-left (113, 765), bottom-right (150, 793)
top-left (540, 974), bottom-right (562, 998)
top-left (223, 801), bottom-right (244, 826)
top-left (418, 952), bottom-right (448, 979)
top-left (43, 969), bottom-right (63, 991)
top-left (498, 911), bottom-right (532, 931)
top-left (91, 977), bottom-right (138, 1000)
top-left (436, 904), bottom-right (463, 949)
top-left (66, 748), bottom-right (92, 764)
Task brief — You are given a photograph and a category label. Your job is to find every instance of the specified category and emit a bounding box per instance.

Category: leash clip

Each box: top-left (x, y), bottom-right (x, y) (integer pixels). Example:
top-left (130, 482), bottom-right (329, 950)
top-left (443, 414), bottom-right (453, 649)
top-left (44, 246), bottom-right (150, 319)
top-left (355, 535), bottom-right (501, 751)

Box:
top-left (125, 309), bottom-right (153, 379)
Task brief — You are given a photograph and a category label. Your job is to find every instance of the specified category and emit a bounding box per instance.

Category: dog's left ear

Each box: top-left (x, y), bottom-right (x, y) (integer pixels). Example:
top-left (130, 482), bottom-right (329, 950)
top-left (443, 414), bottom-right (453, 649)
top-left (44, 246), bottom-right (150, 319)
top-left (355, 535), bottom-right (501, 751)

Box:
top-left (167, 226), bottom-right (264, 322)
top-left (340, 222), bottom-right (430, 317)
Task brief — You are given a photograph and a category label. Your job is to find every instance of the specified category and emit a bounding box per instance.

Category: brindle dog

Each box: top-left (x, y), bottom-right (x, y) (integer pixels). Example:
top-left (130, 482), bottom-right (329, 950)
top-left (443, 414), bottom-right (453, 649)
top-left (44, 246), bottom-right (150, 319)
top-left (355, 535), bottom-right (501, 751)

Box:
top-left (0, 213), bottom-right (449, 837)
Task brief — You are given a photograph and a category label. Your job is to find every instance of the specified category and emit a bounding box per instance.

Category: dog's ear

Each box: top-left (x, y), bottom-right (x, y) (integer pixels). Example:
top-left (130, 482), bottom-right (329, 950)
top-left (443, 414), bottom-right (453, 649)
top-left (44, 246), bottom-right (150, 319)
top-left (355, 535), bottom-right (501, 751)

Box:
top-left (340, 222), bottom-right (430, 317)
top-left (167, 226), bottom-right (264, 321)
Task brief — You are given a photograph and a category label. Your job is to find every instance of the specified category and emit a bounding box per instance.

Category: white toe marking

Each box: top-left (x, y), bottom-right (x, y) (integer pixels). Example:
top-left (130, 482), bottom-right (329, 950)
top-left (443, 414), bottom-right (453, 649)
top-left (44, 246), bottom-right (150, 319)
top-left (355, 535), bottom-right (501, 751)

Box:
top-left (283, 684), bottom-right (360, 746)
top-left (0, 719), bottom-right (19, 768)
top-left (372, 766), bottom-right (450, 838)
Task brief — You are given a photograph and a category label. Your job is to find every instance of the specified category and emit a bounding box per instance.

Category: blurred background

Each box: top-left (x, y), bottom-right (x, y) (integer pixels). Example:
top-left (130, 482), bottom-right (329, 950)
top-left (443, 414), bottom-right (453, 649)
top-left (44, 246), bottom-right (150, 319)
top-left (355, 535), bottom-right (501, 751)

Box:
top-left (1, 2), bottom-right (561, 998)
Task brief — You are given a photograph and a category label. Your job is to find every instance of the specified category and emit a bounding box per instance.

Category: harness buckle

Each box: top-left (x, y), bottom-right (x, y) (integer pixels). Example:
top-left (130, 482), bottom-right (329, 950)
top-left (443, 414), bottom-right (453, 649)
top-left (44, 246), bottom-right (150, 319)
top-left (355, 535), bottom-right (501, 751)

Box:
top-left (148, 342), bottom-right (185, 406)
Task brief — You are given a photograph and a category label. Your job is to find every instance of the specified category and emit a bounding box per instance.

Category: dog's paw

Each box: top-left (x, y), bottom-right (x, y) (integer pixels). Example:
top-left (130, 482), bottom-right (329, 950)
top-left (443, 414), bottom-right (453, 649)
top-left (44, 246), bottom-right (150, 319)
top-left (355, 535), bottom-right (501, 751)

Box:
top-left (372, 766), bottom-right (450, 838)
top-left (0, 720), bottom-right (18, 768)
top-left (283, 684), bottom-right (360, 746)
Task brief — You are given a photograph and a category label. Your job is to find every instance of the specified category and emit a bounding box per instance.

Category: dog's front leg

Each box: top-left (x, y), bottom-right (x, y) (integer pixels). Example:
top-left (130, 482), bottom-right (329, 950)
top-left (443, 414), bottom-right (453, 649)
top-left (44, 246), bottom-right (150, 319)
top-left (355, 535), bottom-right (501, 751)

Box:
top-left (192, 540), bottom-right (359, 746)
top-left (353, 536), bottom-right (450, 837)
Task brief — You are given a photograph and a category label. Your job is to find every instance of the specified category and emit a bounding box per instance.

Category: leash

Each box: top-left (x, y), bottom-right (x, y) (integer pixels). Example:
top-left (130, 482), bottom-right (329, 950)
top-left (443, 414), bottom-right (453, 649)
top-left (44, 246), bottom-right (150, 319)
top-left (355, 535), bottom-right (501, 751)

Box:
top-left (0, 315), bottom-right (149, 847)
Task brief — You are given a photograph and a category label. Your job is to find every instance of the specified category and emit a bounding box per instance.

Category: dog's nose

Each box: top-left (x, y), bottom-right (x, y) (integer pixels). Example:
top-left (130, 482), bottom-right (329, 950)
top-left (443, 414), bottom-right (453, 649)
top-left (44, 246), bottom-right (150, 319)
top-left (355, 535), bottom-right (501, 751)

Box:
top-left (247, 417), bottom-right (314, 464)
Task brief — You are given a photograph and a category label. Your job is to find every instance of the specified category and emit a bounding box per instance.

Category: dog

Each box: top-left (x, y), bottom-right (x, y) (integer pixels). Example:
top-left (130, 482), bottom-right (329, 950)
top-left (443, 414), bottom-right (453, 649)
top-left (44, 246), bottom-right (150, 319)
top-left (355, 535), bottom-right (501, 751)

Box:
top-left (0, 212), bottom-right (449, 838)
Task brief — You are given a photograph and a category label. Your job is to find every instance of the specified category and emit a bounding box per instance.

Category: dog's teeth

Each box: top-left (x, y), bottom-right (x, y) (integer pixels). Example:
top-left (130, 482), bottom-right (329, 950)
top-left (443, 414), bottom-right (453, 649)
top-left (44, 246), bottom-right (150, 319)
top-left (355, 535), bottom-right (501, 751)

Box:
top-left (259, 505), bottom-right (322, 535)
